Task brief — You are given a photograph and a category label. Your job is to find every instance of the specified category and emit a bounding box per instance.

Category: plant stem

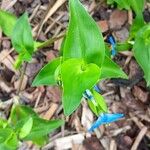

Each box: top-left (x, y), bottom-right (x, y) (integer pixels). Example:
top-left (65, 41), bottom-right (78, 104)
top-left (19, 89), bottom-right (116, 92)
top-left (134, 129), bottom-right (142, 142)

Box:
top-left (16, 62), bottom-right (28, 95)
top-left (37, 33), bottom-right (65, 49)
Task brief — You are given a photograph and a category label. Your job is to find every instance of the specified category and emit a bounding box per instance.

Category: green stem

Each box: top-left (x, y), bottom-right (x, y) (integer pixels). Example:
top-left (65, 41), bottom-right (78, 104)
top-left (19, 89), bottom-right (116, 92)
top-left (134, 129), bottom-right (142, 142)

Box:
top-left (36, 33), bottom-right (65, 50)
top-left (16, 62), bottom-right (28, 95)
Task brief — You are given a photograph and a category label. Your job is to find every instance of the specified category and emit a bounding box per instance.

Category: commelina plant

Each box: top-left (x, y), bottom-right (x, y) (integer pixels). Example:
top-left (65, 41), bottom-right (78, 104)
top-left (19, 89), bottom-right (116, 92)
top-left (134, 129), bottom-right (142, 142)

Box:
top-left (108, 0), bottom-right (150, 86)
top-left (32, 0), bottom-right (127, 116)
top-left (0, 0), bottom-right (130, 149)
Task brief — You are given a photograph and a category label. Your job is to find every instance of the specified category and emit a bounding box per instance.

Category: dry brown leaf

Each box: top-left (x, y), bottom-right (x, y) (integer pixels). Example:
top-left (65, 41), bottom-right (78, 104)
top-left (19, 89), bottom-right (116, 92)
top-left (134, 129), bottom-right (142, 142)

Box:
top-left (109, 10), bottom-right (128, 30)
top-left (132, 86), bottom-right (149, 103)
top-left (97, 20), bottom-right (109, 33)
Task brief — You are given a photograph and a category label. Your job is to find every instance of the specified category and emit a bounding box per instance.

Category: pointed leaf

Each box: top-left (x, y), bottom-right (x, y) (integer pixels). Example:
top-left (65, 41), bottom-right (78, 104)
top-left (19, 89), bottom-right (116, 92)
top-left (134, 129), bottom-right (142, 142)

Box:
top-left (24, 119), bottom-right (64, 140)
top-left (133, 24), bottom-right (150, 86)
top-left (130, 15), bottom-right (145, 38)
top-left (0, 10), bottom-right (17, 37)
top-left (93, 91), bottom-right (108, 113)
top-left (12, 13), bottom-right (34, 62)
top-left (130, 0), bottom-right (145, 15)
top-left (88, 100), bottom-right (99, 116)
top-left (9, 105), bottom-right (38, 126)
top-left (32, 57), bottom-right (61, 86)
top-left (19, 117), bottom-right (33, 139)
top-left (100, 56), bottom-right (128, 80)
top-left (87, 90), bottom-right (108, 116)
top-left (63, 0), bottom-right (105, 67)
top-left (0, 128), bottom-right (18, 150)
top-left (61, 58), bottom-right (101, 116)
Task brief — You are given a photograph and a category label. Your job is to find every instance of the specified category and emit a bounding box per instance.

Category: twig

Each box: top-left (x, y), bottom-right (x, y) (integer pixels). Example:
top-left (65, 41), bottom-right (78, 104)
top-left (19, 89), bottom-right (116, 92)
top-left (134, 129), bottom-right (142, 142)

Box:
top-left (110, 139), bottom-right (117, 150)
top-left (131, 127), bottom-right (147, 150)
top-left (36, 0), bottom-right (67, 37)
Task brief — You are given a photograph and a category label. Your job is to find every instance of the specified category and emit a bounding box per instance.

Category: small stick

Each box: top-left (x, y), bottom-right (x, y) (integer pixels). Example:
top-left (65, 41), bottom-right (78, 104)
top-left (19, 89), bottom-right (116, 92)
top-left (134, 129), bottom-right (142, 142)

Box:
top-left (110, 139), bottom-right (117, 150)
top-left (36, 0), bottom-right (67, 37)
top-left (43, 103), bottom-right (58, 120)
top-left (131, 127), bottom-right (147, 150)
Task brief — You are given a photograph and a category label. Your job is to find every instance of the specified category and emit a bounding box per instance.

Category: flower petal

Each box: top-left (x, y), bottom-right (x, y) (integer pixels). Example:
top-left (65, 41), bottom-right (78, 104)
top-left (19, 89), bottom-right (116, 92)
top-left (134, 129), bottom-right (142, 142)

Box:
top-left (88, 113), bottom-right (124, 132)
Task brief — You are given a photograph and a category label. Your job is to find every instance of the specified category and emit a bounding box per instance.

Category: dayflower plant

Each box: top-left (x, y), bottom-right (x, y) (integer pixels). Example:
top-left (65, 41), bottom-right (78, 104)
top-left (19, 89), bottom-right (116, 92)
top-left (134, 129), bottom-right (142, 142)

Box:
top-left (33, 0), bottom-right (127, 124)
top-left (0, 104), bottom-right (63, 150)
top-left (107, 0), bottom-right (150, 86)
top-left (0, 2), bottom-right (128, 147)
top-left (0, 8), bottom-right (64, 150)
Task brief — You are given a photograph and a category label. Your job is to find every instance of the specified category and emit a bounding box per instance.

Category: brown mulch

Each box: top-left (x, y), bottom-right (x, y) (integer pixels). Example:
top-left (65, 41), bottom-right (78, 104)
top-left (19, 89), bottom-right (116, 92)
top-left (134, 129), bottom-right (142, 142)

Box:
top-left (0, 0), bottom-right (150, 150)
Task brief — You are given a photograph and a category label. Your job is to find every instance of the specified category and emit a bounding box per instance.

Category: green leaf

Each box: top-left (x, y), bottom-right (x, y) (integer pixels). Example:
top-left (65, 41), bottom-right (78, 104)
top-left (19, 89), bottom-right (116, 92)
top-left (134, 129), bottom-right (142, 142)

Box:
top-left (12, 12), bottom-right (34, 63)
top-left (130, 15), bottom-right (145, 38)
top-left (32, 136), bottom-right (48, 146)
top-left (34, 41), bottom-right (43, 51)
top-left (100, 56), bottom-right (128, 80)
top-left (24, 118), bottom-right (64, 141)
top-left (32, 57), bottom-right (61, 86)
top-left (116, 42), bottom-right (132, 51)
top-left (61, 58), bottom-right (101, 116)
top-left (87, 90), bottom-right (108, 116)
top-left (63, 0), bottom-right (105, 67)
top-left (129, 0), bottom-right (145, 38)
top-left (107, 0), bottom-right (145, 13)
top-left (0, 119), bottom-right (8, 128)
top-left (9, 105), bottom-right (38, 126)
top-left (9, 105), bottom-right (63, 146)
top-left (19, 117), bottom-right (33, 139)
top-left (0, 128), bottom-right (18, 150)
top-left (0, 10), bottom-right (17, 37)
top-left (88, 100), bottom-right (98, 116)
top-left (129, 0), bottom-right (145, 15)
top-left (93, 91), bottom-right (108, 113)
top-left (107, 0), bottom-right (130, 10)
top-left (133, 24), bottom-right (150, 86)
top-left (13, 52), bottom-right (24, 69)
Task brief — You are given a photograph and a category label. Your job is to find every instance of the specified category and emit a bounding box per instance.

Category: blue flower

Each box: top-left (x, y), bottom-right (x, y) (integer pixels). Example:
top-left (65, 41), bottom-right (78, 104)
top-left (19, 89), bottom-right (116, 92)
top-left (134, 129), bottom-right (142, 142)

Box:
top-left (83, 89), bottom-right (97, 106)
top-left (108, 35), bottom-right (116, 45)
top-left (108, 35), bottom-right (117, 56)
top-left (83, 86), bottom-right (101, 100)
top-left (83, 89), bottom-right (93, 100)
top-left (88, 113), bottom-right (124, 132)
top-left (94, 85), bottom-right (101, 93)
